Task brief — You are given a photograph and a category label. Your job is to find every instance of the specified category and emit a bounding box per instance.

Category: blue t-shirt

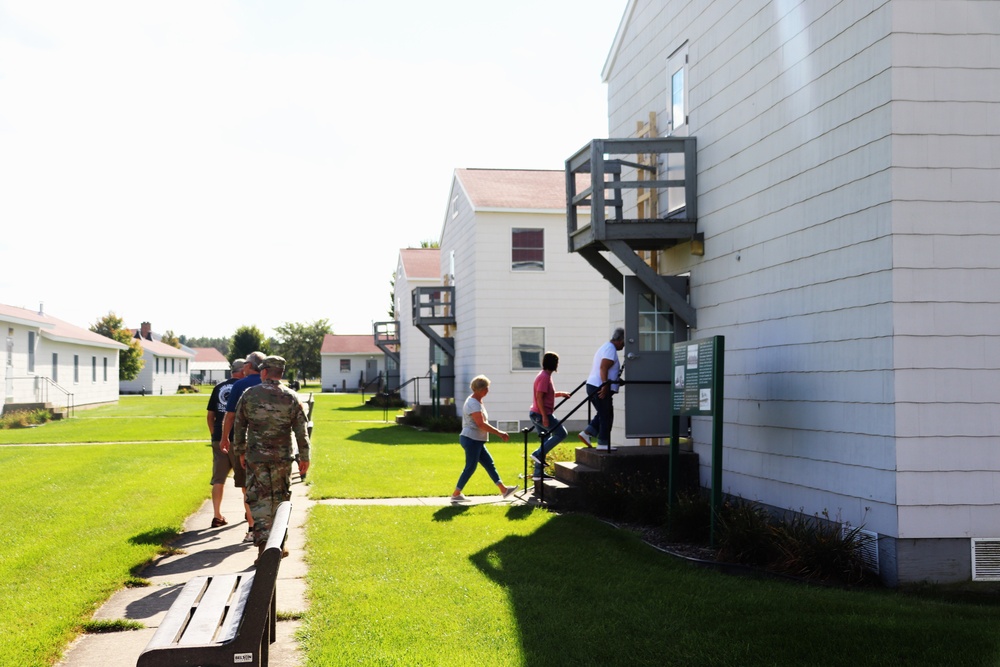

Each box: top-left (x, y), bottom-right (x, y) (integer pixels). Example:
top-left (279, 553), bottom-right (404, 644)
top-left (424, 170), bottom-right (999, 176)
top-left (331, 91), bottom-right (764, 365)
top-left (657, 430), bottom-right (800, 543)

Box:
top-left (225, 373), bottom-right (262, 413)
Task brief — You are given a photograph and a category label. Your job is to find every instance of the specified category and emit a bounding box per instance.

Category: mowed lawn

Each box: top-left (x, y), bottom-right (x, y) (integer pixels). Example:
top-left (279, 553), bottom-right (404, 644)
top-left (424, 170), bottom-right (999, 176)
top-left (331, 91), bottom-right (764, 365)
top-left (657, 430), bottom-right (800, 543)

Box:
top-left (4, 394), bottom-right (1000, 666)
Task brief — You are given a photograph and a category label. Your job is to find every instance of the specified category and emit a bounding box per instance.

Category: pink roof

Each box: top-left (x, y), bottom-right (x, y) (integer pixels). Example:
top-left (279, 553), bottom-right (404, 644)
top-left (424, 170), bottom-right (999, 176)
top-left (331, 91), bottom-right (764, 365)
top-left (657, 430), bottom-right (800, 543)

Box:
top-left (321, 334), bottom-right (381, 355)
top-left (399, 248), bottom-right (440, 279)
top-left (192, 347), bottom-right (227, 363)
top-left (0, 303), bottom-right (127, 350)
top-left (455, 168), bottom-right (569, 210)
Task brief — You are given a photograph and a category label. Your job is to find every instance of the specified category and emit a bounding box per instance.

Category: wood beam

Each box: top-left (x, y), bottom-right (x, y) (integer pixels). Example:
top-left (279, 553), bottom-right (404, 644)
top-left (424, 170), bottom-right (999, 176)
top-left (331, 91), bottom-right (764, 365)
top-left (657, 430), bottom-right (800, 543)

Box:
top-left (605, 240), bottom-right (697, 327)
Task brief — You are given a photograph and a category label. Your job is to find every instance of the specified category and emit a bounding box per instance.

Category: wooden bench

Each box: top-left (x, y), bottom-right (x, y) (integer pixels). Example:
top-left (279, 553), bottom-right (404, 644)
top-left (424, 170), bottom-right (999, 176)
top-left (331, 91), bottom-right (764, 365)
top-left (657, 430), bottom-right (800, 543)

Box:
top-left (136, 501), bottom-right (292, 667)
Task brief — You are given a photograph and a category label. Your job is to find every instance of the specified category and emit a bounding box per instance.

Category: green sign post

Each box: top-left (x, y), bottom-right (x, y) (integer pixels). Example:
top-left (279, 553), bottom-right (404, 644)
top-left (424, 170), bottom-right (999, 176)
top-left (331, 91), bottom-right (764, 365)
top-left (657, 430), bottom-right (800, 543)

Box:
top-left (669, 335), bottom-right (725, 544)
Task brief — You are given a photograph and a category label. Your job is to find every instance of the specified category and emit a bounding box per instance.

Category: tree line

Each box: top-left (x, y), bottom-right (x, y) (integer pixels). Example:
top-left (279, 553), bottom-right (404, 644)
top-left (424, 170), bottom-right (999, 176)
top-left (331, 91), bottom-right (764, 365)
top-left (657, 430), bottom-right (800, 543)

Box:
top-left (89, 313), bottom-right (332, 383)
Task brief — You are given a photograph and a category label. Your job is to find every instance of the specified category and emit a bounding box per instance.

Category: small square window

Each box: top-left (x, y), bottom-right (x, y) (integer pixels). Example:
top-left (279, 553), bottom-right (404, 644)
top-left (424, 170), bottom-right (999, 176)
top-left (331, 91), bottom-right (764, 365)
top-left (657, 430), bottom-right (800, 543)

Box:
top-left (512, 228), bottom-right (544, 271)
top-left (340, 359), bottom-right (351, 372)
top-left (512, 327), bottom-right (544, 370)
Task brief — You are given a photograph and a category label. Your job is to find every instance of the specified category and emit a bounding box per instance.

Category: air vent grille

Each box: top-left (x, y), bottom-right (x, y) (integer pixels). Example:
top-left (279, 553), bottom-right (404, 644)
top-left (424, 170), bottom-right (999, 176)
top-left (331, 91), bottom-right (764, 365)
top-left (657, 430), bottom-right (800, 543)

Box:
top-left (972, 539), bottom-right (1000, 581)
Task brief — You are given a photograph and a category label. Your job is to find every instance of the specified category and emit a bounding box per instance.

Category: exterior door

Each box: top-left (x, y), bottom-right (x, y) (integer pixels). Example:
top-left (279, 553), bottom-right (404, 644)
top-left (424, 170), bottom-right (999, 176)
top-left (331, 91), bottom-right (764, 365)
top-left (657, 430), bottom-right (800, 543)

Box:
top-left (365, 359), bottom-right (379, 386)
top-left (624, 275), bottom-right (688, 438)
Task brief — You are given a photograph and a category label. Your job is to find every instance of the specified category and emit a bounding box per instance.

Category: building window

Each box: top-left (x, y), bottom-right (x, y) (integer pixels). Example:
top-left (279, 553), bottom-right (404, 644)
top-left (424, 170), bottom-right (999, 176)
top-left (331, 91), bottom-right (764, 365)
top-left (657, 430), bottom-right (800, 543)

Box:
top-left (156, 358), bottom-right (160, 374)
top-left (73, 355), bottom-right (79, 383)
top-left (512, 327), bottom-right (544, 370)
top-left (28, 331), bottom-right (35, 373)
top-left (512, 228), bottom-right (544, 271)
top-left (52, 353), bottom-right (58, 382)
top-left (171, 358), bottom-right (175, 374)
top-left (92, 357), bottom-right (97, 382)
top-left (340, 359), bottom-right (351, 372)
top-left (103, 357), bottom-right (108, 382)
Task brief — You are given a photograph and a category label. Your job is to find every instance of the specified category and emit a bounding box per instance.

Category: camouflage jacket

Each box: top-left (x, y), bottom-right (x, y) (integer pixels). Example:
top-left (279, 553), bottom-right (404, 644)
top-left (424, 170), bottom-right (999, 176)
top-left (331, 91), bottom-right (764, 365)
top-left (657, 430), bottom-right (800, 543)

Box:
top-left (232, 379), bottom-right (310, 464)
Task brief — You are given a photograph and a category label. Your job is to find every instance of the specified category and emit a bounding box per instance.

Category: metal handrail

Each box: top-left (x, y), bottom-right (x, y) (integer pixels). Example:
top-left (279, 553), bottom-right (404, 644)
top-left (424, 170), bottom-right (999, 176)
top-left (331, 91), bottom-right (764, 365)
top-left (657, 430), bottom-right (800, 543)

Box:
top-left (7, 376), bottom-right (75, 418)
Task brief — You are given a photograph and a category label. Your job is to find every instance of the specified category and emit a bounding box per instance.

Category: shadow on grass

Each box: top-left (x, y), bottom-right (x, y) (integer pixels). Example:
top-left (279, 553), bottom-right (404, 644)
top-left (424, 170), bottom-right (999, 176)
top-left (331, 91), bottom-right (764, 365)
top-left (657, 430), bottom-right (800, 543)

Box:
top-left (432, 505), bottom-right (469, 522)
top-left (129, 526), bottom-right (179, 546)
top-left (469, 513), bottom-right (1000, 666)
top-left (347, 425), bottom-right (452, 446)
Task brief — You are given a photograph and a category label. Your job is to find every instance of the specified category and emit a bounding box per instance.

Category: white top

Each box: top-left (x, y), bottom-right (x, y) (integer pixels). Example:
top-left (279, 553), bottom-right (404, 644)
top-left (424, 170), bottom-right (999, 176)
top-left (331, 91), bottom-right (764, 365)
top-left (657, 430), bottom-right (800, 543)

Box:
top-left (460, 395), bottom-right (489, 441)
top-left (586, 341), bottom-right (621, 393)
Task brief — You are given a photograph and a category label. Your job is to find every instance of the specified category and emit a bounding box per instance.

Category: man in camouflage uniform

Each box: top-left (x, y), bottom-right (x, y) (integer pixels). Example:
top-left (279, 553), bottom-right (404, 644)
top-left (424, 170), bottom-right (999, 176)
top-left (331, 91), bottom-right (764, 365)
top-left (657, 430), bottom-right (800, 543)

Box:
top-left (232, 355), bottom-right (310, 549)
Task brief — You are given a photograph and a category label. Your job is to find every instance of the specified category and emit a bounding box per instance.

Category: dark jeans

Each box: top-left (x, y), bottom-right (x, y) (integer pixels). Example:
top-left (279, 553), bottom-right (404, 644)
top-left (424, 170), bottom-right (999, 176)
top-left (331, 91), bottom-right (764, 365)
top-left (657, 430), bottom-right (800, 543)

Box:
top-left (456, 435), bottom-right (501, 490)
top-left (584, 383), bottom-right (614, 447)
top-left (529, 411), bottom-right (568, 472)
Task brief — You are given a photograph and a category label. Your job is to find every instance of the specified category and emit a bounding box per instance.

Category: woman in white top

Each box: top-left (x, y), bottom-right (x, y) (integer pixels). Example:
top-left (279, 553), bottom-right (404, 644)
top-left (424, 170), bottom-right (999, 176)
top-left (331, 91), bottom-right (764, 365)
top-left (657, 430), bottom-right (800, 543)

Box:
top-left (450, 375), bottom-right (518, 503)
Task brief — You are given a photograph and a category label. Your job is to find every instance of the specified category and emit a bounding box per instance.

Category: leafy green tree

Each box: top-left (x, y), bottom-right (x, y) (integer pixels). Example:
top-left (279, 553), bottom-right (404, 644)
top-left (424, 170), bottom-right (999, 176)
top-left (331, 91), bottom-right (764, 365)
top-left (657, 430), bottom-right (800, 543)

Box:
top-left (90, 312), bottom-right (145, 381)
top-left (274, 319), bottom-right (332, 382)
top-left (228, 326), bottom-right (270, 364)
top-left (161, 330), bottom-right (181, 348)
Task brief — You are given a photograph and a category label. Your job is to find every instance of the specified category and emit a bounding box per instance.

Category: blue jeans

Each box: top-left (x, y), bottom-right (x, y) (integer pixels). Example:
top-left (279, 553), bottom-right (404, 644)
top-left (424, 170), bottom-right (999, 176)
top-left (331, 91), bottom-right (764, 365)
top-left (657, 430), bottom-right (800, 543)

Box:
top-left (583, 383), bottom-right (614, 447)
top-left (456, 435), bottom-right (501, 490)
top-left (529, 411), bottom-right (567, 473)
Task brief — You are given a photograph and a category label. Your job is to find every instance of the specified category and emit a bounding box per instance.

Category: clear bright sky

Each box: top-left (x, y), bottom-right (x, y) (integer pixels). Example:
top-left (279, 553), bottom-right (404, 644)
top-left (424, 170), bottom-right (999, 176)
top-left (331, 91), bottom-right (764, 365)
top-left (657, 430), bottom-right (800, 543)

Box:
top-left (0, 0), bottom-right (627, 340)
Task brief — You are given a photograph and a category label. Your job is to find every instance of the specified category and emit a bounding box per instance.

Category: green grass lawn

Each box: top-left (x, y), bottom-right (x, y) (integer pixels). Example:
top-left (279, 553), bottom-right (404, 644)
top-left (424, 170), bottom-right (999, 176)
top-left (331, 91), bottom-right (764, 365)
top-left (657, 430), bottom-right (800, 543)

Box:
top-left (5, 394), bottom-right (1000, 666)
top-left (0, 442), bottom-right (206, 666)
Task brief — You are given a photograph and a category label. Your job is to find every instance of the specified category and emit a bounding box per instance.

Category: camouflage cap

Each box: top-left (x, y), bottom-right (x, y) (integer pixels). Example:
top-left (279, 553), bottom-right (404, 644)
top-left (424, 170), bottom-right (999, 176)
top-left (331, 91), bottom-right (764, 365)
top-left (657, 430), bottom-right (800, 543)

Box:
top-left (260, 355), bottom-right (286, 372)
top-left (231, 358), bottom-right (246, 372)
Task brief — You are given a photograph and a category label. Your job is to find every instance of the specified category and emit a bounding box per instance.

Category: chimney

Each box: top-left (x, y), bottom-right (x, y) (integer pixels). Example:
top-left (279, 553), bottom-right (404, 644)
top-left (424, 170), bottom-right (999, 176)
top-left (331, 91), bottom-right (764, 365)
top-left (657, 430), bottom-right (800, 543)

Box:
top-left (141, 322), bottom-right (152, 340)
top-left (38, 302), bottom-right (44, 316)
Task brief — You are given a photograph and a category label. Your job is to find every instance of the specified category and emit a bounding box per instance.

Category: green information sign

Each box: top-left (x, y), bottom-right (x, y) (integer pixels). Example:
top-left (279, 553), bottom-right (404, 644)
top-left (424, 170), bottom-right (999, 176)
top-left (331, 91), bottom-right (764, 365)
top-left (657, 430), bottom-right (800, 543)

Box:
top-left (668, 335), bottom-right (725, 545)
top-left (672, 337), bottom-right (719, 416)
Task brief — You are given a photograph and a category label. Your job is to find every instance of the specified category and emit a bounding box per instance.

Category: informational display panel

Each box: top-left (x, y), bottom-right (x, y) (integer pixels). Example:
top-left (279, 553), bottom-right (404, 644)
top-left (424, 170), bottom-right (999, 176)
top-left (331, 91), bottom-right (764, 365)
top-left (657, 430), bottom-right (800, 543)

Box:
top-left (672, 337), bottom-right (720, 416)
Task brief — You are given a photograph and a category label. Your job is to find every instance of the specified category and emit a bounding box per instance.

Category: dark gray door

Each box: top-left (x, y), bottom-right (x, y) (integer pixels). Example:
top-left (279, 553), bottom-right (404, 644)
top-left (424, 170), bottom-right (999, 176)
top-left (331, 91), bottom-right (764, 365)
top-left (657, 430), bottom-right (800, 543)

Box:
top-left (623, 275), bottom-right (688, 438)
top-left (365, 359), bottom-right (378, 385)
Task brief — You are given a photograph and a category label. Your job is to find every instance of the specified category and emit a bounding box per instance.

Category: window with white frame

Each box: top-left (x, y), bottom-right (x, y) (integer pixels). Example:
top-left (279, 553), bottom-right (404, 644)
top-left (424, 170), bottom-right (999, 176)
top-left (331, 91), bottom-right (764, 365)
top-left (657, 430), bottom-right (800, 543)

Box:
top-left (28, 331), bottom-right (35, 372)
top-left (73, 355), bottom-right (79, 383)
top-left (340, 359), bottom-right (351, 372)
top-left (52, 353), bottom-right (58, 382)
top-left (103, 357), bottom-right (108, 382)
top-left (511, 327), bottom-right (544, 370)
top-left (92, 356), bottom-right (97, 382)
top-left (512, 228), bottom-right (544, 271)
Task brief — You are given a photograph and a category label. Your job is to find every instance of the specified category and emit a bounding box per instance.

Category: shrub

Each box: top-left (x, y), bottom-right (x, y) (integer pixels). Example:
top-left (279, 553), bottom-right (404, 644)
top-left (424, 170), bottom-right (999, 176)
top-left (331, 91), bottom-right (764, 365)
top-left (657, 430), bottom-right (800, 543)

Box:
top-left (715, 500), bottom-right (871, 585)
top-left (0, 408), bottom-right (51, 429)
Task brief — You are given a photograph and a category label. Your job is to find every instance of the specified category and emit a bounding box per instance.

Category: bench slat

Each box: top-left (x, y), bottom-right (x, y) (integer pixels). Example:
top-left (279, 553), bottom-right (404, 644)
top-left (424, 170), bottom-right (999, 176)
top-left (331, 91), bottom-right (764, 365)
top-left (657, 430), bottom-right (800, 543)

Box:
top-left (178, 573), bottom-right (241, 645)
top-left (144, 577), bottom-right (210, 648)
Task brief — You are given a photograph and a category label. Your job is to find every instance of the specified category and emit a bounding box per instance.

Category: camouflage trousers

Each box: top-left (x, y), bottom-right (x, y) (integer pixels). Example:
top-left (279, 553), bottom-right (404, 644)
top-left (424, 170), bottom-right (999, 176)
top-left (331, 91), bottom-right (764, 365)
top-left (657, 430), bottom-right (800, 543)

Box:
top-left (245, 460), bottom-right (292, 547)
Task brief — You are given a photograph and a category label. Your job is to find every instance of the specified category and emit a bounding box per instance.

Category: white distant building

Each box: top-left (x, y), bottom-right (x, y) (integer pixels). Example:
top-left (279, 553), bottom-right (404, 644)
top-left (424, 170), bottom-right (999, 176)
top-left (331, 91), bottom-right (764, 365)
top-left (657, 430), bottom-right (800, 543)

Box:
top-left (119, 322), bottom-right (194, 395)
top-left (385, 248), bottom-right (441, 405)
top-left (397, 168), bottom-right (613, 430)
top-left (569, 0), bottom-right (1000, 585)
top-left (321, 334), bottom-right (385, 393)
top-left (190, 347), bottom-right (229, 385)
top-left (0, 302), bottom-right (127, 414)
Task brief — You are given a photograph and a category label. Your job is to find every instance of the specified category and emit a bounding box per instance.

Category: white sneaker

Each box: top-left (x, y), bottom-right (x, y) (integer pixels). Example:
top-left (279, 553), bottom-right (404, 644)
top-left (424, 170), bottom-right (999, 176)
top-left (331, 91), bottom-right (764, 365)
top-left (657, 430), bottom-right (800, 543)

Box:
top-left (578, 432), bottom-right (592, 447)
top-left (450, 493), bottom-right (468, 503)
top-left (501, 485), bottom-right (519, 499)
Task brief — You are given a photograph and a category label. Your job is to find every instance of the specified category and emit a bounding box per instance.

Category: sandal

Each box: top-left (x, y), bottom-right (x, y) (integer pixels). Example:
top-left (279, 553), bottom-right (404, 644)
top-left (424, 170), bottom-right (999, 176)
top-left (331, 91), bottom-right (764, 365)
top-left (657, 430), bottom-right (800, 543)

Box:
top-left (211, 516), bottom-right (228, 528)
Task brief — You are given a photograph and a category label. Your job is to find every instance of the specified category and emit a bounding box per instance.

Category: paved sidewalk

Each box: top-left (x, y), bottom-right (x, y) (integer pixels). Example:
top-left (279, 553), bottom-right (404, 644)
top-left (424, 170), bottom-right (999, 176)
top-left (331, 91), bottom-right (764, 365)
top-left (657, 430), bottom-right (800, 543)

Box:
top-left (57, 475), bottom-right (314, 667)
top-left (55, 479), bottom-right (529, 667)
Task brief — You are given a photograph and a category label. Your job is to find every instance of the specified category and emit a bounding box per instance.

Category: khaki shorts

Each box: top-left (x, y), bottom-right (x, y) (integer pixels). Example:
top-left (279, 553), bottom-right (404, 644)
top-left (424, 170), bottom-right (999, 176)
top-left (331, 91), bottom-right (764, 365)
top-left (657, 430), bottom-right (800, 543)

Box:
top-left (211, 440), bottom-right (247, 487)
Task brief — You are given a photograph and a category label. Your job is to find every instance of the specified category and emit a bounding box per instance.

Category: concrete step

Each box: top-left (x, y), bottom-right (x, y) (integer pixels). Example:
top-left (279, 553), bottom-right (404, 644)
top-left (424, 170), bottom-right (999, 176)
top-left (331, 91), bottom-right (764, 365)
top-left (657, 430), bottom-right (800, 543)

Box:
top-left (532, 477), bottom-right (582, 510)
top-left (554, 460), bottom-right (600, 485)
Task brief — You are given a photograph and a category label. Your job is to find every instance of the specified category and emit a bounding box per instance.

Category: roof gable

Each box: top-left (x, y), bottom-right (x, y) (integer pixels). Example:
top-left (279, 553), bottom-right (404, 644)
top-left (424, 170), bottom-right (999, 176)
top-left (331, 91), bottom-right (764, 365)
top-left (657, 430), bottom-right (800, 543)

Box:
top-left (321, 334), bottom-right (381, 355)
top-left (399, 248), bottom-right (440, 280)
top-left (454, 169), bottom-right (568, 211)
top-left (0, 303), bottom-right (127, 350)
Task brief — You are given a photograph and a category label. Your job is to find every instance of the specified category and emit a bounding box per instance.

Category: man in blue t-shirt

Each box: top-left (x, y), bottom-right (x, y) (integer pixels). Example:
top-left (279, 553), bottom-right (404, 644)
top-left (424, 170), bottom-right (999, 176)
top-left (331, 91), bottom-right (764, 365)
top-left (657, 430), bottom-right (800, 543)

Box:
top-left (207, 358), bottom-right (245, 528)
top-left (220, 351), bottom-right (265, 543)
top-left (221, 351), bottom-right (265, 454)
